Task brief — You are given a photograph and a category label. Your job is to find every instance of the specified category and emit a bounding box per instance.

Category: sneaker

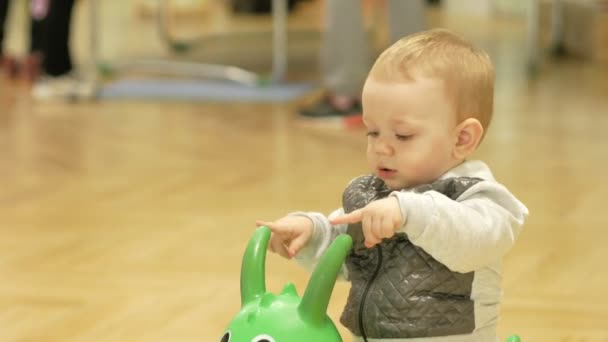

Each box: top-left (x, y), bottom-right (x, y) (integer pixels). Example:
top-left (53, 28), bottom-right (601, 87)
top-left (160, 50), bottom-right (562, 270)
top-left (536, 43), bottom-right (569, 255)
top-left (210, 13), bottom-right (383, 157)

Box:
top-left (299, 95), bottom-right (362, 118)
top-left (32, 73), bottom-right (97, 101)
top-left (298, 94), bottom-right (364, 128)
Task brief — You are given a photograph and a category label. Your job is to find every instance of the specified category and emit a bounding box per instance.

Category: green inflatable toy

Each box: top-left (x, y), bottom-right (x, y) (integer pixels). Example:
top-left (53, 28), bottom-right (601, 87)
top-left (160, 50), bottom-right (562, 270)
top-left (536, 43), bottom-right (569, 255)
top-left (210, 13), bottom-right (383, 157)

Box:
top-left (220, 226), bottom-right (352, 342)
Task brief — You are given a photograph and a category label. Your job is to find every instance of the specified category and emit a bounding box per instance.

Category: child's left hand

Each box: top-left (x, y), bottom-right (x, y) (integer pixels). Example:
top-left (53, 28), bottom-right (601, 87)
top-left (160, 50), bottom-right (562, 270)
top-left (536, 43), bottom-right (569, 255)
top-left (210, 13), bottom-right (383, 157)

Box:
top-left (330, 197), bottom-right (404, 248)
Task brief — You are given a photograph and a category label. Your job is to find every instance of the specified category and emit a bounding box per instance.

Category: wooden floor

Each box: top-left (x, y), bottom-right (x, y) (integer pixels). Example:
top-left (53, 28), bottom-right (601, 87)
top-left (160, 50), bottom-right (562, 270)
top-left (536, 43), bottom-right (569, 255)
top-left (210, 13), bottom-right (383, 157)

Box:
top-left (1, 1), bottom-right (608, 341)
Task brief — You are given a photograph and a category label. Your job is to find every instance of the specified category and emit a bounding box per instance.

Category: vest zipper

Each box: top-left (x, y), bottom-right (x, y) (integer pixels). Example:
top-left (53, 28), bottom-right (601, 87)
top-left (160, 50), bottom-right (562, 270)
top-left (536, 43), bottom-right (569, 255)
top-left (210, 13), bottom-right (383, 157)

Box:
top-left (359, 244), bottom-right (383, 342)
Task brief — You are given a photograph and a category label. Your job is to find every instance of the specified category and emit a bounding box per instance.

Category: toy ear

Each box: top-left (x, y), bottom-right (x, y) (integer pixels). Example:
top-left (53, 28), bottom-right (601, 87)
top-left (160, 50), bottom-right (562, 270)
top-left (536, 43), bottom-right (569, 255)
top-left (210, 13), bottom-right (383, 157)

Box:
top-left (241, 226), bottom-right (271, 306)
top-left (298, 234), bottom-right (353, 326)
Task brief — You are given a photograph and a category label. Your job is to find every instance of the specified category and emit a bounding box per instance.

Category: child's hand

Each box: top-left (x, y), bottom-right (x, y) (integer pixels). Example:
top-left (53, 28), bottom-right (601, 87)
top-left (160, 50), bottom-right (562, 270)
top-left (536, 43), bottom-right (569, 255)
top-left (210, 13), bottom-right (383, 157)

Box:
top-left (330, 197), bottom-right (403, 248)
top-left (256, 216), bottom-right (314, 259)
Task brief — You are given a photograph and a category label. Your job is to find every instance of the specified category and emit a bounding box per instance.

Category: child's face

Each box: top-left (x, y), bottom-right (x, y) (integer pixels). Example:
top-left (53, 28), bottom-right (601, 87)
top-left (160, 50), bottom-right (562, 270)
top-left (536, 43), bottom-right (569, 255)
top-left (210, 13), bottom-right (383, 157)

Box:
top-left (362, 76), bottom-right (460, 190)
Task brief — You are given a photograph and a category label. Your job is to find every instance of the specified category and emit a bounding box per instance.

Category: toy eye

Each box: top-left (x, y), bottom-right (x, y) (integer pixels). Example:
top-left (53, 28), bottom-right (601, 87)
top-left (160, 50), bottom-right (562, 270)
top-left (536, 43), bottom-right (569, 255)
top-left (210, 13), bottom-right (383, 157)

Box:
top-left (251, 334), bottom-right (275, 342)
top-left (220, 330), bottom-right (231, 342)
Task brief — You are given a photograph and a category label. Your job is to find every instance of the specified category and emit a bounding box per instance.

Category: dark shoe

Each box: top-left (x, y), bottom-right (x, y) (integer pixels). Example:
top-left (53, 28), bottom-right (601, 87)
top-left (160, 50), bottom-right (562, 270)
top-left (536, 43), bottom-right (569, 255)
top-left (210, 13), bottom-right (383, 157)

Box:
top-left (297, 95), bottom-right (364, 129)
top-left (299, 95), bottom-right (362, 119)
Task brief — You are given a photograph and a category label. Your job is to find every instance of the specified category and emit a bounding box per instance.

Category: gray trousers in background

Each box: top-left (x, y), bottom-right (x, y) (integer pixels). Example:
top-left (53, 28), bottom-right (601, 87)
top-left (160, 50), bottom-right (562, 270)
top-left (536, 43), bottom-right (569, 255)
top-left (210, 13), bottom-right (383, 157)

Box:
top-left (323, 0), bottom-right (426, 97)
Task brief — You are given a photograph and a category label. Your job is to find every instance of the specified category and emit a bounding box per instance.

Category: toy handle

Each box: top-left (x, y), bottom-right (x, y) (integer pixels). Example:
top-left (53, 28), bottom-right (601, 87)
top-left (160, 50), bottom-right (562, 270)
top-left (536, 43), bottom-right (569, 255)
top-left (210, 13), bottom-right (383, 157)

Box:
top-left (240, 226), bottom-right (271, 306)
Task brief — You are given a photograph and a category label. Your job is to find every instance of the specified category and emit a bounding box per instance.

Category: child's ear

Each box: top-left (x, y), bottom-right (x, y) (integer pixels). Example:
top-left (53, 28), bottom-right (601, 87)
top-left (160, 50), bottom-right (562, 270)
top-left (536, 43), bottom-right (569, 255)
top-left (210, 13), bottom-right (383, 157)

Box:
top-left (453, 118), bottom-right (484, 159)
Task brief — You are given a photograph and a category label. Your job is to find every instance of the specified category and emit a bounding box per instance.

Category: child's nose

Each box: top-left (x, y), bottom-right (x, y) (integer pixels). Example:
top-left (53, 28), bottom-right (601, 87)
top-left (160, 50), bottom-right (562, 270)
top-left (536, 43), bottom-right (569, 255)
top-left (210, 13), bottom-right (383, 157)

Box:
top-left (374, 138), bottom-right (393, 155)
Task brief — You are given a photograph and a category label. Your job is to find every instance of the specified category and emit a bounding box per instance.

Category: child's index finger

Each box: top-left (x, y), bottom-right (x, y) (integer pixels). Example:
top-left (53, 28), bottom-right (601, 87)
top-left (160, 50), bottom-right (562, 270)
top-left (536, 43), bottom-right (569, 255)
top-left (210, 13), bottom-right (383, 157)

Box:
top-left (256, 220), bottom-right (278, 231)
top-left (330, 209), bottom-right (363, 225)
top-left (256, 221), bottom-right (289, 234)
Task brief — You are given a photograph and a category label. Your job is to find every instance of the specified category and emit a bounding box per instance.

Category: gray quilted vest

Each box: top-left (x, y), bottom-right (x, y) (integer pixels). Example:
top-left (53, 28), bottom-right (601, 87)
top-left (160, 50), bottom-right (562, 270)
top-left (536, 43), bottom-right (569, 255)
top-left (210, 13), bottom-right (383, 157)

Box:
top-left (339, 175), bottom-right (483, 340)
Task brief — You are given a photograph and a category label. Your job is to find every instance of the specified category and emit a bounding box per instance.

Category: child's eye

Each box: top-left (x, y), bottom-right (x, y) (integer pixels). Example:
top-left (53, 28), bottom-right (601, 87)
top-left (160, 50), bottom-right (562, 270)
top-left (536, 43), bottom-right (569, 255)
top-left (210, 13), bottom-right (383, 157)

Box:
top-left (367, 131), bottom-right (379, 138)
top-left (395, 134), bottom-right (413, 141)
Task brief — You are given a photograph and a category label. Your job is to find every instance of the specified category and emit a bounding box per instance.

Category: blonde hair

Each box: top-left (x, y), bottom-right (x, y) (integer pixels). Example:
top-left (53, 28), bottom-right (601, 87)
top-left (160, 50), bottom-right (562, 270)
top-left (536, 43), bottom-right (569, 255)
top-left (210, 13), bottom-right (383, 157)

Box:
top-left (370, 29), bottom-right (495, 132)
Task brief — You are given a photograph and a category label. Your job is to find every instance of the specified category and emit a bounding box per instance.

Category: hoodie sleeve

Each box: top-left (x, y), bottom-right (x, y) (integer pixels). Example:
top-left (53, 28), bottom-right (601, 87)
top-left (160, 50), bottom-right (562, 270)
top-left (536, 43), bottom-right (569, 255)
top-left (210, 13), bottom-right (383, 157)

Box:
top-left (391, 181), bottom-right (528, 273)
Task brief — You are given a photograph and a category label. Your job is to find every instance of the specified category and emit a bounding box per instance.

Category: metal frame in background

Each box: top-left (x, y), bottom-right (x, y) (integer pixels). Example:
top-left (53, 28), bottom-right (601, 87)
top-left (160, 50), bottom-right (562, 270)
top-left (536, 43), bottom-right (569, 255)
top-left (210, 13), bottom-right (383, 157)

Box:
top-left (90, 0), bottom-right (289, 87)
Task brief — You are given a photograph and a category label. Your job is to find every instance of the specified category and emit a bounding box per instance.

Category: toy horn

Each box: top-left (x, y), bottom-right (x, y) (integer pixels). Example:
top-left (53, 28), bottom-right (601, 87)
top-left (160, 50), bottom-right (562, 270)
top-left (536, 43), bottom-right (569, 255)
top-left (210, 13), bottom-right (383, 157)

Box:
top-left (240, 226), bottom-right (270, 306)
top-left (298, 234), bottom-right (352, 326)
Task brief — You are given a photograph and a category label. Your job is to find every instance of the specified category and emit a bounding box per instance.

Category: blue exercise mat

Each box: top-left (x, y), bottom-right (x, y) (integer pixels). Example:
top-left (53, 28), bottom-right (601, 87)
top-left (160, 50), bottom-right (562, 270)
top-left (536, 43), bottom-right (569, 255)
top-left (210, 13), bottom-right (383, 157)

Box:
top-left (99, 79), bottom-right (314, 102)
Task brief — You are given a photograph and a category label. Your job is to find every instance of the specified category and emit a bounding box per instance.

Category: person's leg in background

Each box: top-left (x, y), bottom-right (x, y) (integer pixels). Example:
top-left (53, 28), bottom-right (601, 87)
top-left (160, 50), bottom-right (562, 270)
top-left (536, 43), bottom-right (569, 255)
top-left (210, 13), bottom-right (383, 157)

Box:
top-left (40, 0), bottom-right (75, 77)
top-left (0, 0), bottom-right (9, 60)
top-left (23, 0), bottom-right (50, 82)
top-left (387, 0), bottom-right (426, 44)
top-left (0, 0), bottom-right (8, 57)
top-left (32, 0), bottom-right (94, 100)
top-left (299, 0), bottom-right (369, 119)
top-left (0, 0), bottom-right (19, 78)
top-left (299, 0), bottom-right (427, 121)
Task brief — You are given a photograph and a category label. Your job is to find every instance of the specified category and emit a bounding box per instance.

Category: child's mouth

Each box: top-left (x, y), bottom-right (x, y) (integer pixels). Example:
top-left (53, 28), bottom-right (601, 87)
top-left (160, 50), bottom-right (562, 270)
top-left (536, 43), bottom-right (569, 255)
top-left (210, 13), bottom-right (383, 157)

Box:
top-left (378, 167), bottom-right (397, 179)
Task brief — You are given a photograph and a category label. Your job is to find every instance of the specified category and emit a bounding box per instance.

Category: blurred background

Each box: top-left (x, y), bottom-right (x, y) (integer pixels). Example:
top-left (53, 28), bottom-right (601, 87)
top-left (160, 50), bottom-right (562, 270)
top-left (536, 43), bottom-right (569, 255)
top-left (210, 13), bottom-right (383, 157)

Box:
top-left (0, 0), bottom-right (607, 341)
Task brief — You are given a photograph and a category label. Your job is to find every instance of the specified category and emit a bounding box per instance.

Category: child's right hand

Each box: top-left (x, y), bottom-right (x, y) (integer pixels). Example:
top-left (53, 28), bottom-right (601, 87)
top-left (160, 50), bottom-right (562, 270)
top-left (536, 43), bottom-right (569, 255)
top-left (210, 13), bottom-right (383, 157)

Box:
top-left (256, 216), bottom-right (314, 259)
